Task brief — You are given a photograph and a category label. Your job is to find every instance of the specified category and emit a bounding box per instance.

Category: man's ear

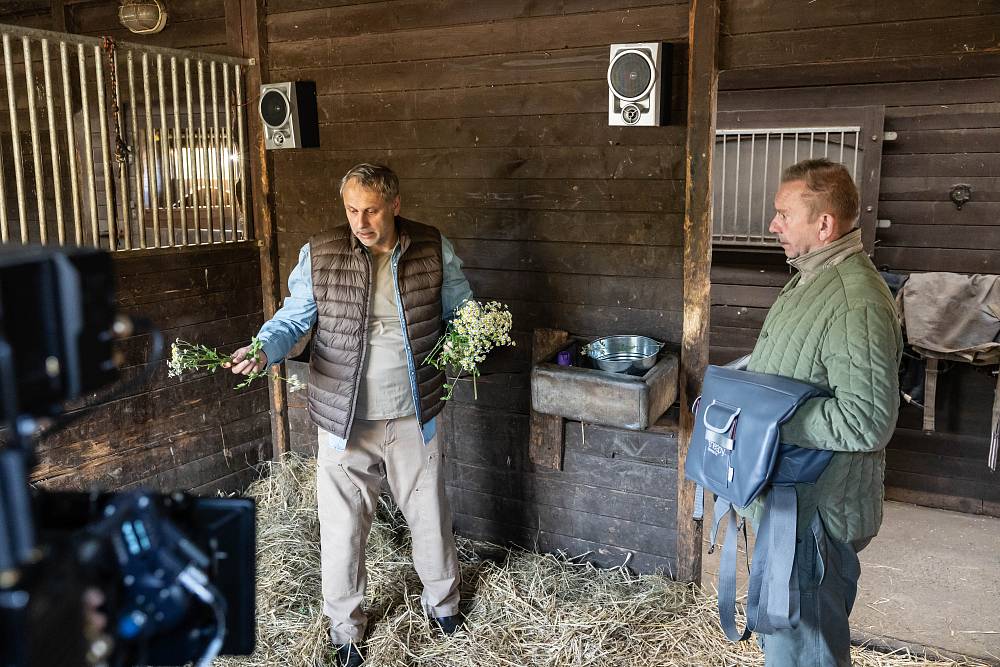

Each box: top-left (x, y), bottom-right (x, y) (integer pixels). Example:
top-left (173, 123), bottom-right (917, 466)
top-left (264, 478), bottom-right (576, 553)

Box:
top-left (817, 213), bottom-right (837, 242)
top-left (392, 196), bottom-right (401, 216)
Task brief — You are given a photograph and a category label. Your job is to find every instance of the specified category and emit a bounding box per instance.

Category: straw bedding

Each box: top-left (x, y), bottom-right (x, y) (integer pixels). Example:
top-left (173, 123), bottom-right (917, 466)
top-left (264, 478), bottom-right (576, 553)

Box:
top-left (219, 455), bottom-right (988, 667)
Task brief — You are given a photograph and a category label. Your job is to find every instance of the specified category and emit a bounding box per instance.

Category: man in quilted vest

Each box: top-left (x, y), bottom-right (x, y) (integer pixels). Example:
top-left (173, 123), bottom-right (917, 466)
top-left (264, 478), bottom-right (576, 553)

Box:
top-left (746, 158), bottom-right (902, 666)
top-left (226, 164), bottom-right (473, 667)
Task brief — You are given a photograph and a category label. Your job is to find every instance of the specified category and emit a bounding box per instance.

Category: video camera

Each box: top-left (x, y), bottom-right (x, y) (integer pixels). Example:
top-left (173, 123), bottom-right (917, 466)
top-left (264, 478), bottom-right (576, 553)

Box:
top-left (0, 246), bottom-right (256, 667)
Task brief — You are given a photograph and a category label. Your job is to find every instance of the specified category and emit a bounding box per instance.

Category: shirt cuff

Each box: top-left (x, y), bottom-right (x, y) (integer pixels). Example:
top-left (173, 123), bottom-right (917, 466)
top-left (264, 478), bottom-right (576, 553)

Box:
top-left (258, 333), bottom-right (286, 367)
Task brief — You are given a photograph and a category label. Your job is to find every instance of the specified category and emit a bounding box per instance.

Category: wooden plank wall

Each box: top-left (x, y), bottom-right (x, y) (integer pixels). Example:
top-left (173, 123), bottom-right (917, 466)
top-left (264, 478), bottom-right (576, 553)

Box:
top-left (0, 3), bottom-right (52, 30)
top-left (0, 5), bottom-right (268, 495)
top-left (713, 0), bottom-right (1000, 516)
top-left (266, 1), bottom-right (692, 574)
top-left (0, 1), bottom-right (243, 56)
top-left (32, 244), bottom-right (269, 495)
top-left (69, 0), bottom-right (239, 56)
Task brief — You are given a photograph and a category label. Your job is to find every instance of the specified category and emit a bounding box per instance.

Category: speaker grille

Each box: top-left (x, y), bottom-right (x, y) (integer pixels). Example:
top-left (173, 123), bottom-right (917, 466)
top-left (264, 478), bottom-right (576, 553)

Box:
top-left (260, 90), bottom-right (289, 128)
top-left (609, 51), bottom-right (653, 100)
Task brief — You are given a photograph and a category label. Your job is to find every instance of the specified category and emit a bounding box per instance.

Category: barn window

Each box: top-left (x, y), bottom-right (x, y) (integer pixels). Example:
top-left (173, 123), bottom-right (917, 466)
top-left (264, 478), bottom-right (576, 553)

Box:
top-left (712, 107), bottom-right (886, 252)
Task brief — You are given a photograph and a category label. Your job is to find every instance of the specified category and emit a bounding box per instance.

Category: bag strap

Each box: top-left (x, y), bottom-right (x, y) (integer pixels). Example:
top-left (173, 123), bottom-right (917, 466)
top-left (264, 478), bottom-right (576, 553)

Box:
top-left (988, 370), bottom-right (998, 471)
top-left (717, 502), bottom-right (753, 641)
top-left (714, 486), bottom-right (802, 642)
top-left (753, 486), bottom-right (800, 634)
top-left (922, 357), bottom-right (939, 432)
top-left (693, 483), bottom-right (705, 521)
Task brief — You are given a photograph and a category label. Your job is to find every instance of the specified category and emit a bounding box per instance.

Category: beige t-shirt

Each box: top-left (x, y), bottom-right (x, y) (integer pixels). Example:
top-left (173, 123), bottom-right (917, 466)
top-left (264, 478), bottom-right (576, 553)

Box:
top-left (354, 249), bottom-right (415, 420)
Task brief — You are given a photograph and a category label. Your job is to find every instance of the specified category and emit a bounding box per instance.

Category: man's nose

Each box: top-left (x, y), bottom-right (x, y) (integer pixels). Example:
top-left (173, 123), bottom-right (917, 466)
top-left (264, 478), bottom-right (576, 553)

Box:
top-left (768, 216), bottom-right (780, 234)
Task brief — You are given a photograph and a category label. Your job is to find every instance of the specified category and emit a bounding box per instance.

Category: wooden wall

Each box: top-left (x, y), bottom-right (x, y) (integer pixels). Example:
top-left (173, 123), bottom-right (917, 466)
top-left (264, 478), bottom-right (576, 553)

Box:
top-left (0, 5), bottom-right (268, 495)
top-left (267, 1), bottom-right (692, 574)
top-left (713, 1), bottom-right (1000, 516)
top-left (0, 2), bottom-right (52, 30)
top-left (0, 0), bottom-right (244, 57)
top-left (32, 244), bottom-right (269, 495)
top-left (68, 0), bottom-right (241, 55)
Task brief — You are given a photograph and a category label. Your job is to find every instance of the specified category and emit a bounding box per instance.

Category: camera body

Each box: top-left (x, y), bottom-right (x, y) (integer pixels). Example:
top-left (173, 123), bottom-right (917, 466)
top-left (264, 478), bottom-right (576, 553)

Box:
top-left (0, 245), bottom-right (256, 667)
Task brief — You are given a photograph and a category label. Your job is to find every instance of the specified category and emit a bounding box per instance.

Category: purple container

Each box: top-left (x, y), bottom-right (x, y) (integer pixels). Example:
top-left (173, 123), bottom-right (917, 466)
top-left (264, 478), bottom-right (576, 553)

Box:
top-left (556, 350), bottom-right (572, 366)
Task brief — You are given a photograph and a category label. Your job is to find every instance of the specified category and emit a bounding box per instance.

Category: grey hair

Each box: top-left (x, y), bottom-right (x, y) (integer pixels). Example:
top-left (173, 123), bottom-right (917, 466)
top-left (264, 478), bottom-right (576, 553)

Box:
top-left (339, 163), bottom-right (399, 202)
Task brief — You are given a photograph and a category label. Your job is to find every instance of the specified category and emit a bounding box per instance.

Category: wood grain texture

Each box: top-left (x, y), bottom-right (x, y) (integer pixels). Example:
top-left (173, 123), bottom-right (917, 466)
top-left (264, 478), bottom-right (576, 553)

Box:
top-left (32, 248), bottom-right (268, 495)
top-left (242, 0), bottom-right (289, 458)
top-left (440, 402), bottom-right (680, 573)
top-left (677, 0), bottom-right (719, 584)
top-left (268, 4), bottom-right (689, 68)
top-left (721, 14), bottom-right (1000, 70)
top-left (528, 328), bottom-right (570, 470)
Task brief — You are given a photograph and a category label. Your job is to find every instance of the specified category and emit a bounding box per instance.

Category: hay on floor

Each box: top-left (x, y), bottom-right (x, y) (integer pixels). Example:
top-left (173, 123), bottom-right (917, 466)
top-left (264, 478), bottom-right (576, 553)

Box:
top-left (218, 454), bottom-right (988, 667)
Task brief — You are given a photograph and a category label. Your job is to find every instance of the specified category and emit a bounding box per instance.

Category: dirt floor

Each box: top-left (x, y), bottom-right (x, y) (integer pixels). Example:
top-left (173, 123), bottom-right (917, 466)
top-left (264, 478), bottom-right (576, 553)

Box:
top-left (852, 501), bottom-right (1000, 663)
top-left (702, 500), bottom-right (1000, 664)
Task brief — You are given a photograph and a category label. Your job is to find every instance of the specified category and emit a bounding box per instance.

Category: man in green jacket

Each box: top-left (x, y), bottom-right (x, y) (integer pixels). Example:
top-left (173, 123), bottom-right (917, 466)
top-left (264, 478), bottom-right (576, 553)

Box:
top-left (745, 158), bottom-right (903, 666)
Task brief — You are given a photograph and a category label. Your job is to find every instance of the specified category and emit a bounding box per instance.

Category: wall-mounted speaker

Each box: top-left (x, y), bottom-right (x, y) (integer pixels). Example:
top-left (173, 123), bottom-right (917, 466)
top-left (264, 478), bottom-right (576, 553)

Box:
top-left (608, 42), bottom-right (670, 127)
top-left (259, 81), bottom-right (319, 149)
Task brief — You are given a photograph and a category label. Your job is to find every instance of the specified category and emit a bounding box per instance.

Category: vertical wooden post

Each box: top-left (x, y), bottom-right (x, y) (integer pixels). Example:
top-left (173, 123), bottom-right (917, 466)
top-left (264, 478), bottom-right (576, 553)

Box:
top-left (677, 0), bottom-right (719, 584)
top-left (51, 0), bottom-right (68, 32)
top-left (224, 0), bottom-right (245, 58)
top-left (528, 328), bottom-right (570, 470)
top-left (240, 0), bottom-right (290, 458)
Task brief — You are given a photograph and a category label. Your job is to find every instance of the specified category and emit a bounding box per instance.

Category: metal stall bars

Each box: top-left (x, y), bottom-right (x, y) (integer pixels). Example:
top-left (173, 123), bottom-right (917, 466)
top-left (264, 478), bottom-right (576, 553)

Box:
top-left (0, 22), bottom-right (252, 251)
top-left (711, 126), bottom-right (862, 248)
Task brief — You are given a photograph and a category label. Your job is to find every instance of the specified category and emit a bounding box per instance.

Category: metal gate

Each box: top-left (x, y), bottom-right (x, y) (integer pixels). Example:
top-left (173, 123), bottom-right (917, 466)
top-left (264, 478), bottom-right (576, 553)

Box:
top-left (713, 126), bottom-right (863, 247)
top-left (0, 22), bottom-right (252, 251)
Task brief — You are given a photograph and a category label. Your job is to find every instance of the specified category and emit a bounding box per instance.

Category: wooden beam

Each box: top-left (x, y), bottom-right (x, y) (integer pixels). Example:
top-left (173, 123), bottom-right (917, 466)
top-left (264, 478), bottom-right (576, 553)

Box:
top-left (528, 327), bottom-right (570, 470)
top-left (224, 0), bottom-right (244, 57)
top-left (240, 0), bottom-right (290, 459)
top-left (677, 0), bottom-right (719, 584)
top-left (51, 0), bottom-right (68, 32)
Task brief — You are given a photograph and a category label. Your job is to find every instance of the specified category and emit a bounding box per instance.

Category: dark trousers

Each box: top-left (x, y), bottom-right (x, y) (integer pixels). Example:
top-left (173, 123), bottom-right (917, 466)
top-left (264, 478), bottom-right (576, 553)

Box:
top-left (760, 513), bottom-right (863, 667)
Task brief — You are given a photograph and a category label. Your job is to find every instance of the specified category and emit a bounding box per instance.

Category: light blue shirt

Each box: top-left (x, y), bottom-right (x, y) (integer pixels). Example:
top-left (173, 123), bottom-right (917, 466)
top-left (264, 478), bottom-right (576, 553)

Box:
top-left (257, 232), bottom-right (473, 451)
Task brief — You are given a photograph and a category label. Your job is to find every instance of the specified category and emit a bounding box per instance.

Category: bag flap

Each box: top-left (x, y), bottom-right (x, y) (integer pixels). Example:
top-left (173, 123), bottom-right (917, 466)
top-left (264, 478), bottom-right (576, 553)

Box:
top-left (685, 366), bottom-right (832, 507)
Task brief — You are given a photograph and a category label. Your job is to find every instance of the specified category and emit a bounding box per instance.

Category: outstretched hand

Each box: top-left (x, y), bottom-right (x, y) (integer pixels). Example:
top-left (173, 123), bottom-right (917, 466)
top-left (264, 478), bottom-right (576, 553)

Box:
top-left (224, 344), bottom-right (269, 375)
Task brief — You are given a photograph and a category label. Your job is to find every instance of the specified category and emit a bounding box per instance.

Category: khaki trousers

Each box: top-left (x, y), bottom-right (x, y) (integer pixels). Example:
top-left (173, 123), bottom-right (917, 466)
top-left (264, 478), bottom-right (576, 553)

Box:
top-left (316, 414), bottom-right (461, 644)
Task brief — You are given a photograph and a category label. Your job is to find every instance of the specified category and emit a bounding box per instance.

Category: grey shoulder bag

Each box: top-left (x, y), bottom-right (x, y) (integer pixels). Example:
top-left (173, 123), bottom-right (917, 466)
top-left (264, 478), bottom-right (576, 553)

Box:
top-left (685, 364), bottom-right (833, 642)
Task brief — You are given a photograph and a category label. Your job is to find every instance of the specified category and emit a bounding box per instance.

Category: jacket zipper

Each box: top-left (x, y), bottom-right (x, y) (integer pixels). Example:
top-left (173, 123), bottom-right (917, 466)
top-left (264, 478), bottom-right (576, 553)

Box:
top-left (391, 246), bottom-right (423, 424)
top-left (344, 249), bottom-right (373, 442)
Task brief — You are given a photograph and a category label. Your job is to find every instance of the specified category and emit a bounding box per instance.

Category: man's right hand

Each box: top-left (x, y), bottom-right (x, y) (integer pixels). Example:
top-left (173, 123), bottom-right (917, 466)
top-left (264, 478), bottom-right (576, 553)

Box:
top-left (224, 345), bottom-right (269, 375)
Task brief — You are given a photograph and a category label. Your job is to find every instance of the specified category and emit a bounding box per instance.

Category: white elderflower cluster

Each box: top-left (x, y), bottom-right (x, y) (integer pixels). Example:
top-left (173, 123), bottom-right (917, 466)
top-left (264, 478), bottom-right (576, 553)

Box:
top-left (285, 374), bottom-right (306, 393)
top-left (167, 338), bottom-right (230, 378)
top-left (167, 336), bottom-right (305, 393)
top-left (167, 341), bottom-right (185, 378)
top-left (425, 300), bottom-right (515, 400)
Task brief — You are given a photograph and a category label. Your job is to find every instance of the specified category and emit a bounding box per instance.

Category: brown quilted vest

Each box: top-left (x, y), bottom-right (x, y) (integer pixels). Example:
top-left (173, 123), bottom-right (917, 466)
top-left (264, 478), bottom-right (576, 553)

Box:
top-left (308, 217), bottom-right (445, 439)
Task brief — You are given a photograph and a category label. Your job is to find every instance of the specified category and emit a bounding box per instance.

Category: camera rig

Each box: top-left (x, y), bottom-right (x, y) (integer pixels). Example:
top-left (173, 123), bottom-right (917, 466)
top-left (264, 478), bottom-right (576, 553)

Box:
top-left (0, 246), bottom-right (255, 667)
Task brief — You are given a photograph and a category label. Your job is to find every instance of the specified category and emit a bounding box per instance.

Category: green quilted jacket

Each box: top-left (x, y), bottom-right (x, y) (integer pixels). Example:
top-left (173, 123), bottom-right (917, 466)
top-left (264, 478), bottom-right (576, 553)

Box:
top-left (743, 231), bottom-right (903, 545)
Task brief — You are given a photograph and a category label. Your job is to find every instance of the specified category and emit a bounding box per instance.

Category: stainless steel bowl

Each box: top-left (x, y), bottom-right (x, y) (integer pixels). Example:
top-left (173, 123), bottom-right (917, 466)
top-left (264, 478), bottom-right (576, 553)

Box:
top-left (583, 335), bottom-right (664, 374)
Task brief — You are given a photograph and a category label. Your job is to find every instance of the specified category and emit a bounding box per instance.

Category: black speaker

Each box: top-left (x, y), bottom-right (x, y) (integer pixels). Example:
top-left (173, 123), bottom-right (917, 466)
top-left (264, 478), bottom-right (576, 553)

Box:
top-left (259, 81), bottom-right (319, 149)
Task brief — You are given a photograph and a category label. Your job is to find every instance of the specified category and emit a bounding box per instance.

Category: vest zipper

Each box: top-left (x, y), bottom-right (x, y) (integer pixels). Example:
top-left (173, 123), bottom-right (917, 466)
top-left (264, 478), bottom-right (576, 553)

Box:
top-left (391, 245), bottom-right (423, 424)
top-left (344, 249), bottom-right (374, 442)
